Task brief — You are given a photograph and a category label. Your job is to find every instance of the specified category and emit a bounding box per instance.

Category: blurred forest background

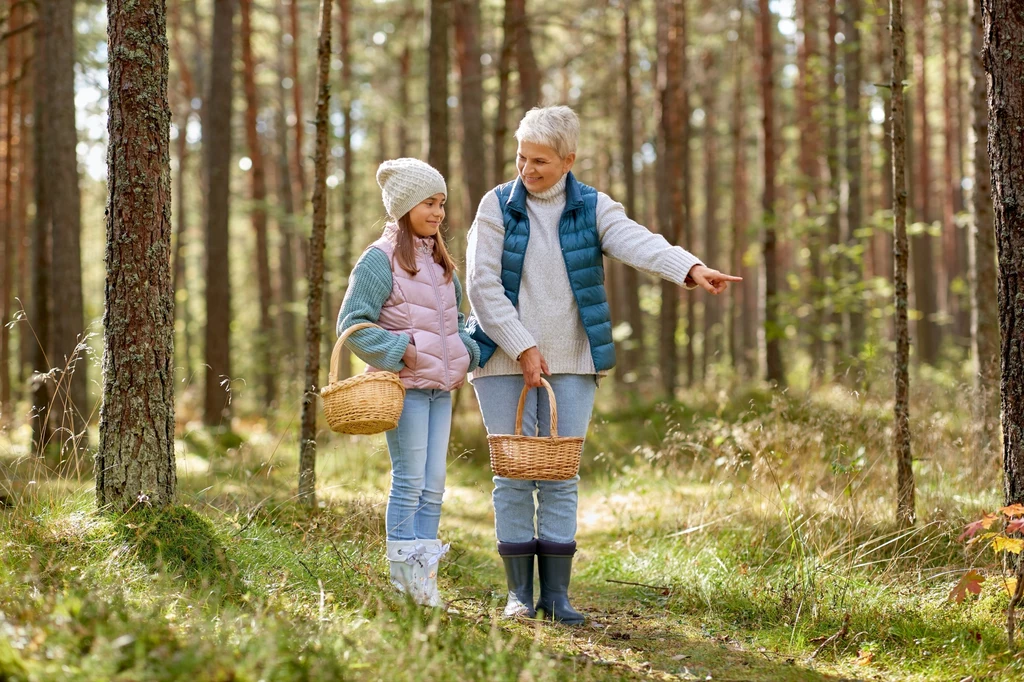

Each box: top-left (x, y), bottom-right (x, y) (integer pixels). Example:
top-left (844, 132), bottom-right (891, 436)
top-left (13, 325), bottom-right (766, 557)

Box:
top-left (2, 1), bottom-right (1023, 680)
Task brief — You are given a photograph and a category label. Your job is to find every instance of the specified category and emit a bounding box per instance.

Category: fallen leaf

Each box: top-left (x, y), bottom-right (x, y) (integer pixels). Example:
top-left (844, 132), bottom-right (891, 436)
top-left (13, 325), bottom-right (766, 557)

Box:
top-left (960, 513), bottom-right (1000, 541)
top-left (991, 536), bottom-right (1024, 555)
top-left (1000, 503), bottom-right (1024, 518)
top-left (1007, 519), bottom-right (1024, 534)
top-left (671, 654), bottom-right (690, 661)
top-left (949, 570), bottom-right (985, 603)
top-left (1003, 578), bottom-right (1019, 597)
top-left (855, 649), bottom-right (874, 666)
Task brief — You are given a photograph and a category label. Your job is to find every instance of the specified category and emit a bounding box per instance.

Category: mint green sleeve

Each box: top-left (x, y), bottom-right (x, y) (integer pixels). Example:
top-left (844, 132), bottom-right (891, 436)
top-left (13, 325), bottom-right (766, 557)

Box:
top-left (454, 272), bottom-right (481, 372)
top-left (336, 248), bottom-right (411, 373)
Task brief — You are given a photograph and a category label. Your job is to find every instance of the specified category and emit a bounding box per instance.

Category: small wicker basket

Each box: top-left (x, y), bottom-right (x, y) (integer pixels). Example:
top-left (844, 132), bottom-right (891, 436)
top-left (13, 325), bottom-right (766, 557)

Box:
top-left (321, 322), bottom-right (406, 435)
top-left (488, 378), bottom-right (584, 481)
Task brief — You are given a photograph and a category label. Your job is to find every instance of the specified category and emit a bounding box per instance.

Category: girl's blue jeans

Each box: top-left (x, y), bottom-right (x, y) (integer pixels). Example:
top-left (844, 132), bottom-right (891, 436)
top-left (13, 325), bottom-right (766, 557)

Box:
top-left (384, 389), bottom-right (452, 541)
top-left (472, 374), bottom-right (597, 544)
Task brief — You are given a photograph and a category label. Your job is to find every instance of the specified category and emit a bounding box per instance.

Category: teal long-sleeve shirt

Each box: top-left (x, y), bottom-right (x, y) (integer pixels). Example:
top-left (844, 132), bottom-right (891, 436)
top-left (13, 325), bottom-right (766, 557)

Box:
top-left (336, 247), bottom-right (481, 374)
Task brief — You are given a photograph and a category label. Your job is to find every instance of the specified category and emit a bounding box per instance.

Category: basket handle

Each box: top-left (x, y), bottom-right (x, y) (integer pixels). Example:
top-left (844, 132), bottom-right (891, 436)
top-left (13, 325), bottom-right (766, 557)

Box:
top-left (514, 378), bottom-right (559, 438)
top-left (330, 322), bottom-right (384, 384)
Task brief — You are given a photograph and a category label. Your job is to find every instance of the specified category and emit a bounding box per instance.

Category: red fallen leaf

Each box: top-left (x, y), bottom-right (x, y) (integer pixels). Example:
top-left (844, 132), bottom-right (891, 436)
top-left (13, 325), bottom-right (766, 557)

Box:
top-left (949, 570), bottom-right (985, 604)
top-left (1006, 519), bottom-right (1024, 534)
top-left (960, 513), bottom-right (1000, 541)
top-left (1001, 503), bottom-right (1024, 518)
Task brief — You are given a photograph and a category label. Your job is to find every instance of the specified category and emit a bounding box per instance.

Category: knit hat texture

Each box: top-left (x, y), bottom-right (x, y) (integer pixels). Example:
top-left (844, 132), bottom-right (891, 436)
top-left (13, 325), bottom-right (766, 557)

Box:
top-left (376, 158), bottom-right (448, 221)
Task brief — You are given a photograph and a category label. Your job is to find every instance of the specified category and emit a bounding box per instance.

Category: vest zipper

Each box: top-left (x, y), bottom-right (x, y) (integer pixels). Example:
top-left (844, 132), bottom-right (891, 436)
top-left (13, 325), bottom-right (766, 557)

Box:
top-left (426, 261), bottom-right (452, 390)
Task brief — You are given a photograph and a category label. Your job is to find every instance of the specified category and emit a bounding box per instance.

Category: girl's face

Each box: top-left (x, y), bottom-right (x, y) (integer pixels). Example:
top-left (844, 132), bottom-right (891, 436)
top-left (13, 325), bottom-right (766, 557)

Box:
top-left (516, 140), bottom-right (576, 194)
top-left (406, 193), bottom-right (446, 237)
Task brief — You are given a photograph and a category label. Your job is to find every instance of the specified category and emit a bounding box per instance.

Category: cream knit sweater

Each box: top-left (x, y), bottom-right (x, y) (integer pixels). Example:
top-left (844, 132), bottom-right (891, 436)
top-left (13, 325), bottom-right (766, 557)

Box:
top-left (466, 174), bottom-right (703, 378)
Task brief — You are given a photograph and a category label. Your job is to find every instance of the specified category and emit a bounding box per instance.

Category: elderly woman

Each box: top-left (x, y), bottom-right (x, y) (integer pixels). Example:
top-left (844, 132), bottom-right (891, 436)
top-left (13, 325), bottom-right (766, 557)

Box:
top-left (466, 106), bottom-right (739, 624)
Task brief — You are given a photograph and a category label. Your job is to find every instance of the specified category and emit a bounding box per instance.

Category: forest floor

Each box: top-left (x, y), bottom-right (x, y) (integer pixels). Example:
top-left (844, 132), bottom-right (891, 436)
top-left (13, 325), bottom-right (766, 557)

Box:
top-left (1, 381), bottom-right (1022, 680)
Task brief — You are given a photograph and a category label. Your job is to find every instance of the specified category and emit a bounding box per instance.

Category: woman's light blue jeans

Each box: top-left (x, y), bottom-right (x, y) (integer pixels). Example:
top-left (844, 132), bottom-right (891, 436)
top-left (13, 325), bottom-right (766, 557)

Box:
top-left (384, 389), bottom-right (452, 541)
top-left (473, 374), bottom-right (597, 544)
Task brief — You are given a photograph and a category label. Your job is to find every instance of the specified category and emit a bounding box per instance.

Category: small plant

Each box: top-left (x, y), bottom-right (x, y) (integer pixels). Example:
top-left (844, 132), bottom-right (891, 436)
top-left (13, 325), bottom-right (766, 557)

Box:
top-left (953, 503), bottom-right (1024, 647)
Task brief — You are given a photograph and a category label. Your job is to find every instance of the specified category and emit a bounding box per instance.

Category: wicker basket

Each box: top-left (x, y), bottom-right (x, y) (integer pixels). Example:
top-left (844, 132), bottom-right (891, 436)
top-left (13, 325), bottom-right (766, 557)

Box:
top-left (488, 378), bottom-right (584, 480)
top-left (321, 322), bottom-right (406, 435)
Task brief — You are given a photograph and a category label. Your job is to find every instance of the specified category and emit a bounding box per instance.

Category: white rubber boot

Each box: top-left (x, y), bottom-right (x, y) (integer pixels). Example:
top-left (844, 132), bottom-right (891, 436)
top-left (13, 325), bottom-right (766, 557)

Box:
top-left (414, 539), bottom-right (450, 608)
top-left (386, 540), bottom-right (429, 604)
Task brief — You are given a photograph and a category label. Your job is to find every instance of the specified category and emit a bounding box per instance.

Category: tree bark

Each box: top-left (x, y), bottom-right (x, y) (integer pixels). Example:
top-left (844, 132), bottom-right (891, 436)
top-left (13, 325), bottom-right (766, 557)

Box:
top-left (619, 0), bottom-right (643, 379)
top-left (844, 0), bottom-right (865, 373)
top-left (337, 0), bottom-right (354, 380)
top-left (455, 0), bottom-right (488, 217)
top-left (203, 0), bottom-right (235, 427)
top-left (730, 0), bottom-right (752, 377)
top-left (298, 0), bottom-right (333, 506)
top-left (427, 0), bottom-right (450, 234)
top-left (42, 0), bottom-right (88, 445)
top-left (971, 0), bottom-right (999, 453)
top-left (275, 0), bottom-right (298, 374)
top-left (702, 49), bottom-right (720, 376)
top-left (493, 0), bottom-right (516, 183)
top-left (759, 0), bottom-right (784, 385)
top-left (981, 0), bottom-right (1024, 504)
top-left (912, 0), bottom-right (940, 365)
top-left (891, 0), bottom-right (915, 526)
top-left (0, 0), bottom-right (18, 422)
top-left (288, 0), bottom-right (307, 201)
top-left (513, 0), bottom-right (540, 112)
top-left (30, 5), bottom-right (51, 452)
top-left (240, 0), bottom-right (276, 409)
top-left (98, 0), bottom-right (176, 512)
top-left (826, 0), bottom-right (843, 379)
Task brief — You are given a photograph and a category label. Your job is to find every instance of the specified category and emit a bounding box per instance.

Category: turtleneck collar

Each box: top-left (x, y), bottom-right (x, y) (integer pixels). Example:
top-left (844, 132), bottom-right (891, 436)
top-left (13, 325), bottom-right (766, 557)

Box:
top-left (525, 173), bottom-right (568, 203)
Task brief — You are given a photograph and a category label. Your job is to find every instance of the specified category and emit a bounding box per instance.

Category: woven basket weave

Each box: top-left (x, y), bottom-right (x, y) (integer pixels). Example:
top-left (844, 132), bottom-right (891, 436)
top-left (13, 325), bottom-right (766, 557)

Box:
top-left (321, 322), bottom-right (406, 435)
top-left (488, 378), bottom-right (584, 481)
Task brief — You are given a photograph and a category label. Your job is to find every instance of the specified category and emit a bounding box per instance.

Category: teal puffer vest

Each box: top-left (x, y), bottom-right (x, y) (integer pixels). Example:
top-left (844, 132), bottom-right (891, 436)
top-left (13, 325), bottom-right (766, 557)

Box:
top-left (468, 172), bottom-right (615, 371)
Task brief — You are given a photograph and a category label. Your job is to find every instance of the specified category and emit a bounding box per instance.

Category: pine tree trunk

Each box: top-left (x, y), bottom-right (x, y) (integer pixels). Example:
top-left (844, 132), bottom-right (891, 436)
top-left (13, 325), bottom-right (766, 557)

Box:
top-left (619, 0), bottom-right (643, 379)
top-left (826, 0), bottom-right (843, 379)
top-left (941, 4), bottom-right (964, 348)
top-left (275, 1), bottom-right (299, 374)
top-left (16, 51), bottom-right (30, 387)
top-left (240, 0), bottom-right (276, 409)
top-left (878, 3), bottom-right (894, 276)
top-left (702, 49), bottom-right (720, 376)
top-left (30, 7), bottom-right (52, 452)
top-left (680, 3), bottom-right (695, 388)
top-left (203, 0), bottom-right (235, 427)
top-left (427, 0), bottom-right (450, 230)
top-left (844, 0), bottom-right (865, 372)
top-left (337, 0), bottom-right (354, 380)
top-left (43, 0), bottom-right (88, 445)
top-left (493, 0), bottom-right (515, 183)
top-left (398, 43), bottom-right (411, 158)
top-left (1, 0), bottom-right (17, 423)
top-left (971, 0), bottom-right (1000, 453)
top-left (891, 0), bottom-right (915, 526)
top-left (455, 0), bottom-right (488, 216)
top-left (981, 0), bottom-right (1024, 505)
top-left (912, 0), bottom-right (940, 365)
top-left (169, 0), bottom-right (195, 383)
top-left (730, 0), bottom-right (752, 377)
top-left (759, 0), bottom-right (784, 386)
top-left (288, 0), bottom-right (307, 201)
top-left (298, 0), bottom-right (333, 506)
top-left (98, 0), bottom-right (176, 512)
top-left (513, 0), bottom-right (540, 111)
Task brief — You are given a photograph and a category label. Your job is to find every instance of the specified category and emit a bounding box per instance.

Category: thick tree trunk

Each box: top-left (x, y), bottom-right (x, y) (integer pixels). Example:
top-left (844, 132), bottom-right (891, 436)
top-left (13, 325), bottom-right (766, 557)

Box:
top-left (427, 0), bottom-right (450, 226)
top-left (43, 0), bottom-right (88, 445)
top-left (455, 0), bottom-right (488, 217)
top-left (30, 8), bottom-right (52, 451)
top-left (912, 0), bottom-right (941, 365)
top-left (203, 0), bottom-right (235, 427)
top-left (844, 0), bottom-right (865, 373)
top-left (981, 0), bottom-right (1024, 504)
top-left (759, 0), bottom-right (784, 385)
top-left (298, 0), bottom-right (333, 506)
top-left (513, 0), bottom-right (540, 111)
top-left (971, 0), bottom-right (1000, 453)
top-left (619, 0), bottom-right (643, 379)
top-left (891, 0), bottom-right (915, 526)
top-left (98, 0), bottom-right (176, 512)
top-left (240, 0), bottom-right (276, 409)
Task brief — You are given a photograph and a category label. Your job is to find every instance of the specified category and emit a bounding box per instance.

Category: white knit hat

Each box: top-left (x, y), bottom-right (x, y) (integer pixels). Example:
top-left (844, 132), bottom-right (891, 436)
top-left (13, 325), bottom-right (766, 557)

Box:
top-left (376, 158), bottom-right (448, 222)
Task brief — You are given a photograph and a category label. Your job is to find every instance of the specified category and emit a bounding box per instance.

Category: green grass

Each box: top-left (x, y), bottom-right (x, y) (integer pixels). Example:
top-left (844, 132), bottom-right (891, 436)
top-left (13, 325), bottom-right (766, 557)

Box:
top-left (0, 379), bottom-right (1020, 680)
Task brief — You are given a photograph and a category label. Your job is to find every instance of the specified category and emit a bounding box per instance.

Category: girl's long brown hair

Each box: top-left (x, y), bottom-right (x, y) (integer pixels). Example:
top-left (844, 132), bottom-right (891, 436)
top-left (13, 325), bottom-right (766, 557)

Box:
top-left (392, 213), bottom-right (457, 282)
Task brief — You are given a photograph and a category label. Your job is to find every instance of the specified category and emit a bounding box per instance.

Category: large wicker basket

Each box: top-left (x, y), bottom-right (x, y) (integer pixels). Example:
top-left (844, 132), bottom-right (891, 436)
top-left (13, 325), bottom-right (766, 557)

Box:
top-left (321, 322), bottom-right (406, 435)
top-left (488, 378), bottom-right (584, 481)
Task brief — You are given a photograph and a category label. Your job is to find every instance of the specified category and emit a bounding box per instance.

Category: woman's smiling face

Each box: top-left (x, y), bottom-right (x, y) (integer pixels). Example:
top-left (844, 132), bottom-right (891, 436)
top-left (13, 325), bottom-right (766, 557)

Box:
top-left (516, 140), bottom-right (576, 194)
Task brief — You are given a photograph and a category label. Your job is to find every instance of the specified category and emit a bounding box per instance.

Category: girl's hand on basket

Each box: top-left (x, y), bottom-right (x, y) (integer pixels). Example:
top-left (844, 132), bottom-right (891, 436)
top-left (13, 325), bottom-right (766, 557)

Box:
top-left (519, 347), bottom-right (550, 388)
top-left (685, 264), bottom-right (743, 294)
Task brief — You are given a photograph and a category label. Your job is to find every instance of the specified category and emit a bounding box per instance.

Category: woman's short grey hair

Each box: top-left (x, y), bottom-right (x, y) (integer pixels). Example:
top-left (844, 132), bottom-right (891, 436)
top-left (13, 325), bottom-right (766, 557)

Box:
top-left (514, 106), bottom-right (580, 159)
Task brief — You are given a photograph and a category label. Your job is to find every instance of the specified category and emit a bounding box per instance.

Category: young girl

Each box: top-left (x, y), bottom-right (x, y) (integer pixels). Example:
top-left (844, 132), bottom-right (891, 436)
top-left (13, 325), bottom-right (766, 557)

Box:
top-left (337, 158), bottom-right (480, 607)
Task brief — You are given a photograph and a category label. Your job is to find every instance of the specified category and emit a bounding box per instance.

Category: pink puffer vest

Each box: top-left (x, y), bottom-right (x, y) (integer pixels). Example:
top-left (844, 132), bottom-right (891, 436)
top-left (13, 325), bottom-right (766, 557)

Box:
top-left (366, 227), bottom-right (470, 391)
